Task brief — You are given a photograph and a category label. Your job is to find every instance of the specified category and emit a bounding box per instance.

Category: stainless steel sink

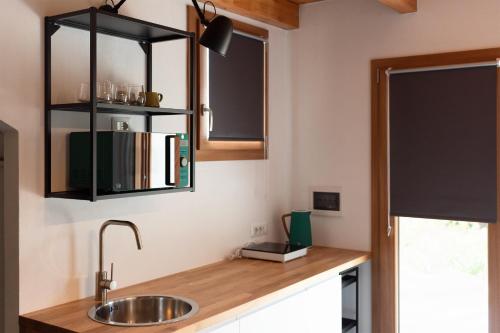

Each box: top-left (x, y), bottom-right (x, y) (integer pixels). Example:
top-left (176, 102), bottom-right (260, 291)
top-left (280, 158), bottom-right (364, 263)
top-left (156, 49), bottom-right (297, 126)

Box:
top-left (88, 295), bottom-right (199, 327)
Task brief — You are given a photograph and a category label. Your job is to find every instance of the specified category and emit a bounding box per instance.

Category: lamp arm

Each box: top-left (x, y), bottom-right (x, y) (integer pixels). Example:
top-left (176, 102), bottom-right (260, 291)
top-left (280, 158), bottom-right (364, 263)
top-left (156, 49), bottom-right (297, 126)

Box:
top-left (114, 0), bottom-right (128, 11)
top-left (192, 0), bottom-right (209, 26)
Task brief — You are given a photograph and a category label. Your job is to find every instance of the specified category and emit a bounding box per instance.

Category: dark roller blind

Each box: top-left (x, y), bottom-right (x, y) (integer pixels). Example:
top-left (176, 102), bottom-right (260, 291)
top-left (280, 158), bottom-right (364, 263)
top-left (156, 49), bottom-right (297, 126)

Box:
top-left (390, 65), bottom-right (497, 223)
top-left (209, 32), bottom-right (265, 141)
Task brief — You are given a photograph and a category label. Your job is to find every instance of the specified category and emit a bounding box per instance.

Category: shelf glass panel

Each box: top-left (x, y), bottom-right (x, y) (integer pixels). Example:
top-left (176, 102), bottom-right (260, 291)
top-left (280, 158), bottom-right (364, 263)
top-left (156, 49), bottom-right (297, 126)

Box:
top-left (50, 103), bottom-right (193, 116)
top-left (96, 187), bottom-right (193, 200)
top-left (47, 187), bottom-right (193, 201)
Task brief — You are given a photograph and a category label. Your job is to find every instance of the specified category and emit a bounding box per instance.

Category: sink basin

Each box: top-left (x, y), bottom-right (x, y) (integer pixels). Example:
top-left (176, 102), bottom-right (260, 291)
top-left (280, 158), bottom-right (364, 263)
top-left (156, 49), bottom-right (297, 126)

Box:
top-left (88, 295), bottom-right (199, 327)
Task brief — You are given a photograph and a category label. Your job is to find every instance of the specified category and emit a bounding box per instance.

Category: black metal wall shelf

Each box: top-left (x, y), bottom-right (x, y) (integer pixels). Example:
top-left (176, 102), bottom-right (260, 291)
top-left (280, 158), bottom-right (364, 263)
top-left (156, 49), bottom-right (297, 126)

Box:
top-left (45, 7), bottom-right (197, 202)
top-left (50, 103), bottom-right (194, 116)
top-left (49, 187), bottom-right (193, 201)
top-left (48, 8), bottom-right (191, 42)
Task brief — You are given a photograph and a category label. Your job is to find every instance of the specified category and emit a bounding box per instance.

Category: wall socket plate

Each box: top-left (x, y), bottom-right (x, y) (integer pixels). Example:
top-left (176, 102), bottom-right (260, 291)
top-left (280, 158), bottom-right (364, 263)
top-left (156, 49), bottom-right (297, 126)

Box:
top-left (250, 223), bottom-right (268, 238)
top-left (309, 186), bottom-right (342, 216)
top-left (111, 117), bottom-right (131, 131)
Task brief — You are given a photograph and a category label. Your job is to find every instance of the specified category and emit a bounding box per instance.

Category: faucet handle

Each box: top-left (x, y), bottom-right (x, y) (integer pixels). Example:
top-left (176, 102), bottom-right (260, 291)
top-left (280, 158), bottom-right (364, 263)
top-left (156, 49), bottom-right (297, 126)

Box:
top-left (102, 263), bottom-right (118, 290)
top-left (109, 263), bottom-right (117, 290)
top-left (108, 280), bottom-right (118, 290)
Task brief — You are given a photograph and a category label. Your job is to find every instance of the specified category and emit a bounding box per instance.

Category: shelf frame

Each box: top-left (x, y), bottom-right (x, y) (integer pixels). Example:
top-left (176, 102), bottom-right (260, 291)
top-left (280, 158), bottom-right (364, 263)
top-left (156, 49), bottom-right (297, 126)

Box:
top-left (49, 103), bottom-right (193, 116)
top-left (46, 7), bottom-right (192, 43)
top-left (44, 7), bottom-right (197, 201)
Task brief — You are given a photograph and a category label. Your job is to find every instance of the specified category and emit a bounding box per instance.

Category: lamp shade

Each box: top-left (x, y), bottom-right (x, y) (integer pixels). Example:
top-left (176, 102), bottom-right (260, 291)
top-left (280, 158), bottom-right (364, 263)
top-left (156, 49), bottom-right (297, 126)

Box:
top-left (200, 15), bottom-right (233, 57)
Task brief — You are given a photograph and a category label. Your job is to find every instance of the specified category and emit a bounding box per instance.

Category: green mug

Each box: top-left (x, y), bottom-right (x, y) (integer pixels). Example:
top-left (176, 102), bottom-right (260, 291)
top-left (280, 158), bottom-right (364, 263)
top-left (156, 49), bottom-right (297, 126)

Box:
top-left (281, 210), bottom-right (312, 247)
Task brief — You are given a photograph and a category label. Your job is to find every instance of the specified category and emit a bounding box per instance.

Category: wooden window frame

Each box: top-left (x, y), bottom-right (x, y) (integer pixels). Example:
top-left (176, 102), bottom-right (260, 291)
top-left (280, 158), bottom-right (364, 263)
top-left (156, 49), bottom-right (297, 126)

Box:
top-left (372, 47), bottom-right (500, 333)
top-left (187, 6), bottom-right (269, 162)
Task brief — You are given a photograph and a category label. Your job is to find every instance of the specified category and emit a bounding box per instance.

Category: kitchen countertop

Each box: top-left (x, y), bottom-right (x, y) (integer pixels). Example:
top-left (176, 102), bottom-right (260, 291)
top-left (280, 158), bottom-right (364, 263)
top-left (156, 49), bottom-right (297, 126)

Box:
top-left (20, 246), bottom-right (370, 333)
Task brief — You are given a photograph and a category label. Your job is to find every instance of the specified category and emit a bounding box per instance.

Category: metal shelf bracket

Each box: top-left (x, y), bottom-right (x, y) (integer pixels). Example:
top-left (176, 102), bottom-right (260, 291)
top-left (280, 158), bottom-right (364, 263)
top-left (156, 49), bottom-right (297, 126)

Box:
top-left (47, 22), bottom-right (61, 37)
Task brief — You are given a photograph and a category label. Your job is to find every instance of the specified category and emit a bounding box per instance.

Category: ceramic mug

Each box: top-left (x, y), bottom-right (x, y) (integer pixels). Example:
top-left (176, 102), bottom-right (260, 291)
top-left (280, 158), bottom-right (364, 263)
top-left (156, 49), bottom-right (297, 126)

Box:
top-left (145, 92), bottom-right (163, 108)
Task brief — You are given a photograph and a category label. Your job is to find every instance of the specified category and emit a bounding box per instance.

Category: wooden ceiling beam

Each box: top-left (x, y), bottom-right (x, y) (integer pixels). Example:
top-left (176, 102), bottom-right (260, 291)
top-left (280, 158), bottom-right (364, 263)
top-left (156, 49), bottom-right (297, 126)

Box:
top-left (378, 0), bottom-right (417, 13)
top-left (288, 0), bottom-right (325, 3)
top-left (207, 0), bottom-right (300, 30)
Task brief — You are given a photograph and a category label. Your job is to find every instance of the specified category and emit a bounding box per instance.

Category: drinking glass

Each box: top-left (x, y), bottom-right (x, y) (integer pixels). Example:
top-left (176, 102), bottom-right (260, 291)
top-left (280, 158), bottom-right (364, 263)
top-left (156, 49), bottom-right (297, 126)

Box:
top-left (128, 84), bottom-right (145, 106)
top-left (114, 83), bottom-right (129, 104)
top-left (78, 83), bottom-right (89, 102)
top-left (100, 80), bottom-right (115, 104)
top-left (96, 82), bottom-right (106, 102)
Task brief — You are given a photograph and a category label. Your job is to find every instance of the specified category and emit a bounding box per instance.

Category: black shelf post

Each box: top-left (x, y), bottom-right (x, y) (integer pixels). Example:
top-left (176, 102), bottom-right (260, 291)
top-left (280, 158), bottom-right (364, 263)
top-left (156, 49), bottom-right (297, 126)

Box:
top-left (89, 7), bottom-right (98, 202)
top-left (189, 33), bottom-right (196, 192)
top-left (143, 41), bottom-right (153, 132)
top-left (44, 19), bottom-right (52, 197)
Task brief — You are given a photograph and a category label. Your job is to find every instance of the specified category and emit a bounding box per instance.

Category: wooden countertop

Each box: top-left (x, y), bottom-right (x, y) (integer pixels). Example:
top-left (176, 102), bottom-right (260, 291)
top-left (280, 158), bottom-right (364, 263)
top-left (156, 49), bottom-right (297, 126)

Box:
top-left (20, 247), bottom-right (370, 333)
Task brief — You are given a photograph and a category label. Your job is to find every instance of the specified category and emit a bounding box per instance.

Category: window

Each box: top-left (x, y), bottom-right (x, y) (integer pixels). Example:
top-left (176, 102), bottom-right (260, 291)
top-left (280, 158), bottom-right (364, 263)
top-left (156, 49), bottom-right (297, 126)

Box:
top-left (187, 6), bottom-right (269, 161)
top-left (399, 217), bottom-right (488, 333)
top-left (371, 50), bottom-right (500, 333)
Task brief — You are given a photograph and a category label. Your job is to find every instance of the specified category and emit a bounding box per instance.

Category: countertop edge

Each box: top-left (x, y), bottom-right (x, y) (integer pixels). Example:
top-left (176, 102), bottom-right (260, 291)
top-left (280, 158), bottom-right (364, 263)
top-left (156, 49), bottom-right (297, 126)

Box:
top-left (177, 253), bottom-right (371, 333)
top-left (20, 317), bottom-right (77, 333)
top-left (19, 248), bottom-right (371, 333)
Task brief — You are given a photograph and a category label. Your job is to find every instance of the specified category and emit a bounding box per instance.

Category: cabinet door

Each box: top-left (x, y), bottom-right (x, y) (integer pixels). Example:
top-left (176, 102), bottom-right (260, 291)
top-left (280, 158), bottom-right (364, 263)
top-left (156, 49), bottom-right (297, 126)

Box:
top-left (199, 320), bottom-right (239, 333)
top-left (305, 275), bottom-right (342, 333)
top-left (240, 291), bottom-right (308, 333)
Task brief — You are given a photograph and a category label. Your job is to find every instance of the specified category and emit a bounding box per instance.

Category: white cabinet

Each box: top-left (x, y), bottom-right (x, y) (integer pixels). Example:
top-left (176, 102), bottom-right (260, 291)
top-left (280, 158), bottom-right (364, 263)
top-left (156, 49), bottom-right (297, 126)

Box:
top-left (305, 275), bottom-right (342, 333)
top-left (240, 291), bottom-right (309, 333)
top-left (199, 274), bottom-right (342, 333)
top-left (200, 320), bottom-right (239, 333)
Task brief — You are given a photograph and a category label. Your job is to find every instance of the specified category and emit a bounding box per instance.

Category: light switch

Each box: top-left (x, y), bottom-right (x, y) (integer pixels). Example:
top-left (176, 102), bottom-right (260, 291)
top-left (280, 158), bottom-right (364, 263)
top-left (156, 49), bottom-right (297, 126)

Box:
top-left (309, 186), bottom-right (342, 216)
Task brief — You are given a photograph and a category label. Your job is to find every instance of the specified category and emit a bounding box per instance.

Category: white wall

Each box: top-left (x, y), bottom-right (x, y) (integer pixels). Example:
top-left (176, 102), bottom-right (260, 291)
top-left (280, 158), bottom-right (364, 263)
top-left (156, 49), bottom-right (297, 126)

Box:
top-left (9, 0), bottom-right (499, 326)
top-left (0, 0), bottom-right (292, 315)
top-left (291, 0), bottom-right (500, 331)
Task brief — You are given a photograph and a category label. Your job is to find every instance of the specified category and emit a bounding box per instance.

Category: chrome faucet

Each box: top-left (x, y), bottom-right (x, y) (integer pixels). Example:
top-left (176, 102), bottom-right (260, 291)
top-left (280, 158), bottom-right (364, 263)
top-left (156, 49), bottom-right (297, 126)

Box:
top-left (95, 220), bottom-right (143, 304)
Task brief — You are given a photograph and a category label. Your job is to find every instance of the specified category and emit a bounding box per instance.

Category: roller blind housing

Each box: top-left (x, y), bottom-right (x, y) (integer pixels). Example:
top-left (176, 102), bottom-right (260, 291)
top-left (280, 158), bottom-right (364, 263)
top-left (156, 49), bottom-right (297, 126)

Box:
top-left (389, 65), bottom-right (497, 223)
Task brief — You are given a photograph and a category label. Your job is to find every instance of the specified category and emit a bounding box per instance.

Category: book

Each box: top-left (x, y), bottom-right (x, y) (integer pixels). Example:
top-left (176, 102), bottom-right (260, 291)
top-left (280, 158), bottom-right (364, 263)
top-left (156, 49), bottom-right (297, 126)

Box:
top-left (166, 135), bottom-right (180, 186)
top-left (241, 242), bottom-right (308, 263)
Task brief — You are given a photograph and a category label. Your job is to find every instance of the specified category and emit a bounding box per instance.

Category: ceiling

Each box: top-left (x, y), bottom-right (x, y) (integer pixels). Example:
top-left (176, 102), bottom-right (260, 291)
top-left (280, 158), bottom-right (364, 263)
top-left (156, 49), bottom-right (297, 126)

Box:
top-left (208, 0), bottom-right (417, 30)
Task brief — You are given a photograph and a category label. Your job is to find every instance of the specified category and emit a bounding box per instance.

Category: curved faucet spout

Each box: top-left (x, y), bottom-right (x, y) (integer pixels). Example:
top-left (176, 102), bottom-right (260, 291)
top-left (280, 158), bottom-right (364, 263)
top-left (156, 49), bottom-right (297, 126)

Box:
top-left (96, 220), bottom-right (143, 303)
top-left (99, 220), bottom-right (143, 274)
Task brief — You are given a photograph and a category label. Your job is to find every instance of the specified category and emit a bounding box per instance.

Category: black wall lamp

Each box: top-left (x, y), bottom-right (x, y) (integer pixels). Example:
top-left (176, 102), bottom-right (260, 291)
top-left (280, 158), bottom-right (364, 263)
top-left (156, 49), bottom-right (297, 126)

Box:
top-left (99, 0), bottom-right (233, 56)
top-left (191, 0), bottom-right (234, 57)
top-left (99, 0), bottom-right (128, 14)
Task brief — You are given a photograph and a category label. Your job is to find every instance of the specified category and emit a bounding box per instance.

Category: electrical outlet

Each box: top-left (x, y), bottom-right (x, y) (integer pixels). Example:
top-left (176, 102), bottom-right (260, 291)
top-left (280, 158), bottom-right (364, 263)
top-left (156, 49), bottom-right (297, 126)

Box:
top-left (111, 117), bottom-right (130, 131)
top-left (251, 223), bottom-right (268, 238)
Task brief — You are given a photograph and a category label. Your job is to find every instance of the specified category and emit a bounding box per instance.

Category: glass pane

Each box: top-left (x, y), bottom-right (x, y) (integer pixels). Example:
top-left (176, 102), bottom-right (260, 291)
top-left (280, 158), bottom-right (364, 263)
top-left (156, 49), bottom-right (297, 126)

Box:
top-left (399, 217), bottom-right (488, 333)
top-left (208, 32), bottom-right (265, 141)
